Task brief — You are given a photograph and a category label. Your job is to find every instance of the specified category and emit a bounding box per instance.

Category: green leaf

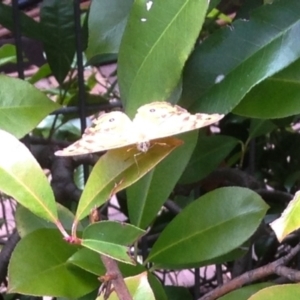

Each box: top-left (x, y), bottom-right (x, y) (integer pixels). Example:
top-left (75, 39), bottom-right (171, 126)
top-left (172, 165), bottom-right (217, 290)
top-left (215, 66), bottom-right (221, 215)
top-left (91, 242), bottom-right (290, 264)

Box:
top-left (118, 0), bottom-right (209, 116)
top-left (147, 187), bottom-right (268, 268)
top-left (248, 284), bottom-right (300, 300)
top-left (81, 222), bottom-right (144, 264)
top-left (40, 0), bottom-right (75, 84)
top-left (164, 286), bottom-right (193, 300)
top-left (219, 283), bottom-right (274, 300)
top-left (68, 248), bottom-right (106, 276)
top-left (16, 204), bottom-right (81, 237)
top-left (127, 131), bottom-right (197, 229)
top-left (270, 191), bottom-right (300, 242)
top-left (75, 137), bottom-right (182, 221)
top-left (86, 0), bottom-right (133, 59)
top-left (181, 0), bottom-right (300, 113)
top-left (0, 2), bottom-right (46, 42)
top-left (179, 135), bottom-right (240, 184)
top-left (248, 119), bottom-right (277, 140)
top-left (0, 44), bottom-right (16, 66)
top-left (96, 272), bottom-right (155, 300)
top-left (0, 75), bottom-right (61, 138)
top-left (8, 229), bottom-right (99, 298)
top-left (28, 63), bottom-right (52, 84)
top-left (0, 130), bottom-right (58, 223)
top-left (234, 59), bottom-right (300, 118)
top-left (83, 221), bottom-right (145, 246)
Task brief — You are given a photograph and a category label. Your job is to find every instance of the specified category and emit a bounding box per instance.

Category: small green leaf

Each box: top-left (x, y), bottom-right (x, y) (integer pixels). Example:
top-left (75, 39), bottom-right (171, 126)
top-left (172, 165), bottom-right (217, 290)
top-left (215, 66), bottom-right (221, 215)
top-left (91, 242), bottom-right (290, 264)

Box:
top-left (180, 135), bottom-right (240, 184)
top-left (0, 75), bottom-right (61, 138)
top-left (81, 239), bottom-right (134, 265)
top-left (97, 272), bottom-right (155, 300)
top-left (0, 130), bottom-right (58, 223)
top-left (0, 44), bottom-right (16, 66)
top-left (83, 221), bottom-right (145, 245)
top-left (75, 137), bottom-right (182, 221)
top-left (248, 284), bottom-right (300, 300)
top-left (118, 0), bottom-right (209, 116)
top-left (8, 229), bottom-right (99, 298)
top-left (270, 191), bottom-right (300, 242)
top-left (147, 187), bottom-right (268, 267)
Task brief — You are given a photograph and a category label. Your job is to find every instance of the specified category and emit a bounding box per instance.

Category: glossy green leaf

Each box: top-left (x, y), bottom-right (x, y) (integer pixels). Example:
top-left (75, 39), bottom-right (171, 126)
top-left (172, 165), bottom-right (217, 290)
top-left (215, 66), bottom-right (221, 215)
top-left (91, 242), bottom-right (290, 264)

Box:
top-left (181, 0), bottom-right (300, 113)
top-left (81, 239), bottom-right (134, 264)
top-left (0, 130), bottom-right (58, 223)
top-left (219, 282), bottom-right (274, 300)
top-left (0, 44), bottom-right (16, 66)
top-left (248, 119), bottom-right (277, 140)
top-left (97, 272), bottom-right (155, 300)
top-left (248, 284), bottom-right (300, 300)
top-left (75, 137), bottom-right (182, 221)
top-left (147, 187), bottom-right (268, 267)
top-left (118, 0), bottom-right (209, 116)
top-left (40, 0), bottom-right (75, 84)
top-left (16, 204), bottom-right (81, 237)
top-left (83, 221), bottom-right (145, 245)
top-left (234, 59), bottom-right (300, 118)
top-left (0, 75), bottom-right (60, 138)
top-left (8, 229), bottom-right (99, 298)
top-left (68, 248), bottom-right (106, 276)
top-left (270, 191), bottom-right (300, 242)
top-left (86, 0), bottom-right (133, 59)
top-left (180, 135), bottom-right (240, 184)
top-left (127, 131), bottom-right (197, 229)
top-left (82, 221), bottom-right (144, 264)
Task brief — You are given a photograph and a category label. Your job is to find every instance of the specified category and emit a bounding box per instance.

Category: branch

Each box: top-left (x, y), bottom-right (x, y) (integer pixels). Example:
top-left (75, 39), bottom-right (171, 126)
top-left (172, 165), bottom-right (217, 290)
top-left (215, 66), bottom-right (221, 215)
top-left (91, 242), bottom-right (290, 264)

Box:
top-left (100, 255), bottom-right (132, 300)
top-left (200, 242), bottom-right (300, 300)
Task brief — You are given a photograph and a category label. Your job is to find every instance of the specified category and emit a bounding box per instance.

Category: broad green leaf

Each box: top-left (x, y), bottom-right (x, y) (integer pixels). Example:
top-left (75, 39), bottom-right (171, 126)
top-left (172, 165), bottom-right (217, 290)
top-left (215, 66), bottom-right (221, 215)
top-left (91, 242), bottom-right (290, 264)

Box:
top-left (249, 284), bottom-right (300, 300)
top-left (97, 272), bottom-right (155, 300)
top-left (0, 130), bottom-right (58, 223)
top-left (40, 0), bottom-right (75, 84)
top-left (8, 229), bottom-right (99, 298)
top-left (181, 0), bottom-right (300, 113)
top-left (0, 75), bottom-right (61, 138)
top-left (234, 59), bottom-right (300, 118)
top-left (86, 0), bottom-right (133, 59)
top-left (118, 0), bottom-right (209, 116)
top-left (68, 248), bottom-right (106, 276)
top-left (147, 187), bottom-right (268, 267)
top-left (270, 191), bottom-right (300, 242)
top-left (16, 204), bottom-right (81, 237)
top-left (0, 44), bottom-right (16, 66)
top-left (248, 119), bottom-right (277, 140)
top-left (75, 137), bottom-right (182, 221)
top-left (179, 135), bottom-right (240, 184)
top-left (127, 131), bottom-right (197, 229)
top-left (219, 283), bottom-right (274, 300)
top-left (83, 221), bottom-right (145, 245)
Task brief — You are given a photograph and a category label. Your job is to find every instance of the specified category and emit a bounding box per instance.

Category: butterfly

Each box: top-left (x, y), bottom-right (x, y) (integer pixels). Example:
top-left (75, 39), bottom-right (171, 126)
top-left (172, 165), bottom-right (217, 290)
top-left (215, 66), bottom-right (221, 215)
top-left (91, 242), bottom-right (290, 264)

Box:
top-left (55, 101), bottom-right (224, 156)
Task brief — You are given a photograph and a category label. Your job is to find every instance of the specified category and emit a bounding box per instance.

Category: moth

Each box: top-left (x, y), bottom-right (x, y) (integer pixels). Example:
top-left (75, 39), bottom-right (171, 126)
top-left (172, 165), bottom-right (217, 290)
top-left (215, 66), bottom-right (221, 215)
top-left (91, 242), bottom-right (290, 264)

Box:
top-left (55, 101), bottom-right (224, 156)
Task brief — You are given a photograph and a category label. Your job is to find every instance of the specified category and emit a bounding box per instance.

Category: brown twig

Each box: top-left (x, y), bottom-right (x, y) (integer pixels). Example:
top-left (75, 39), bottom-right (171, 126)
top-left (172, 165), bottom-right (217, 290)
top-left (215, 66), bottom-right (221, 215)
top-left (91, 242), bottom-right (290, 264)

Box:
top-left (100, 255), bottom-right (132, 300)
top-left (200, 242), bottom-right (300, 300)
